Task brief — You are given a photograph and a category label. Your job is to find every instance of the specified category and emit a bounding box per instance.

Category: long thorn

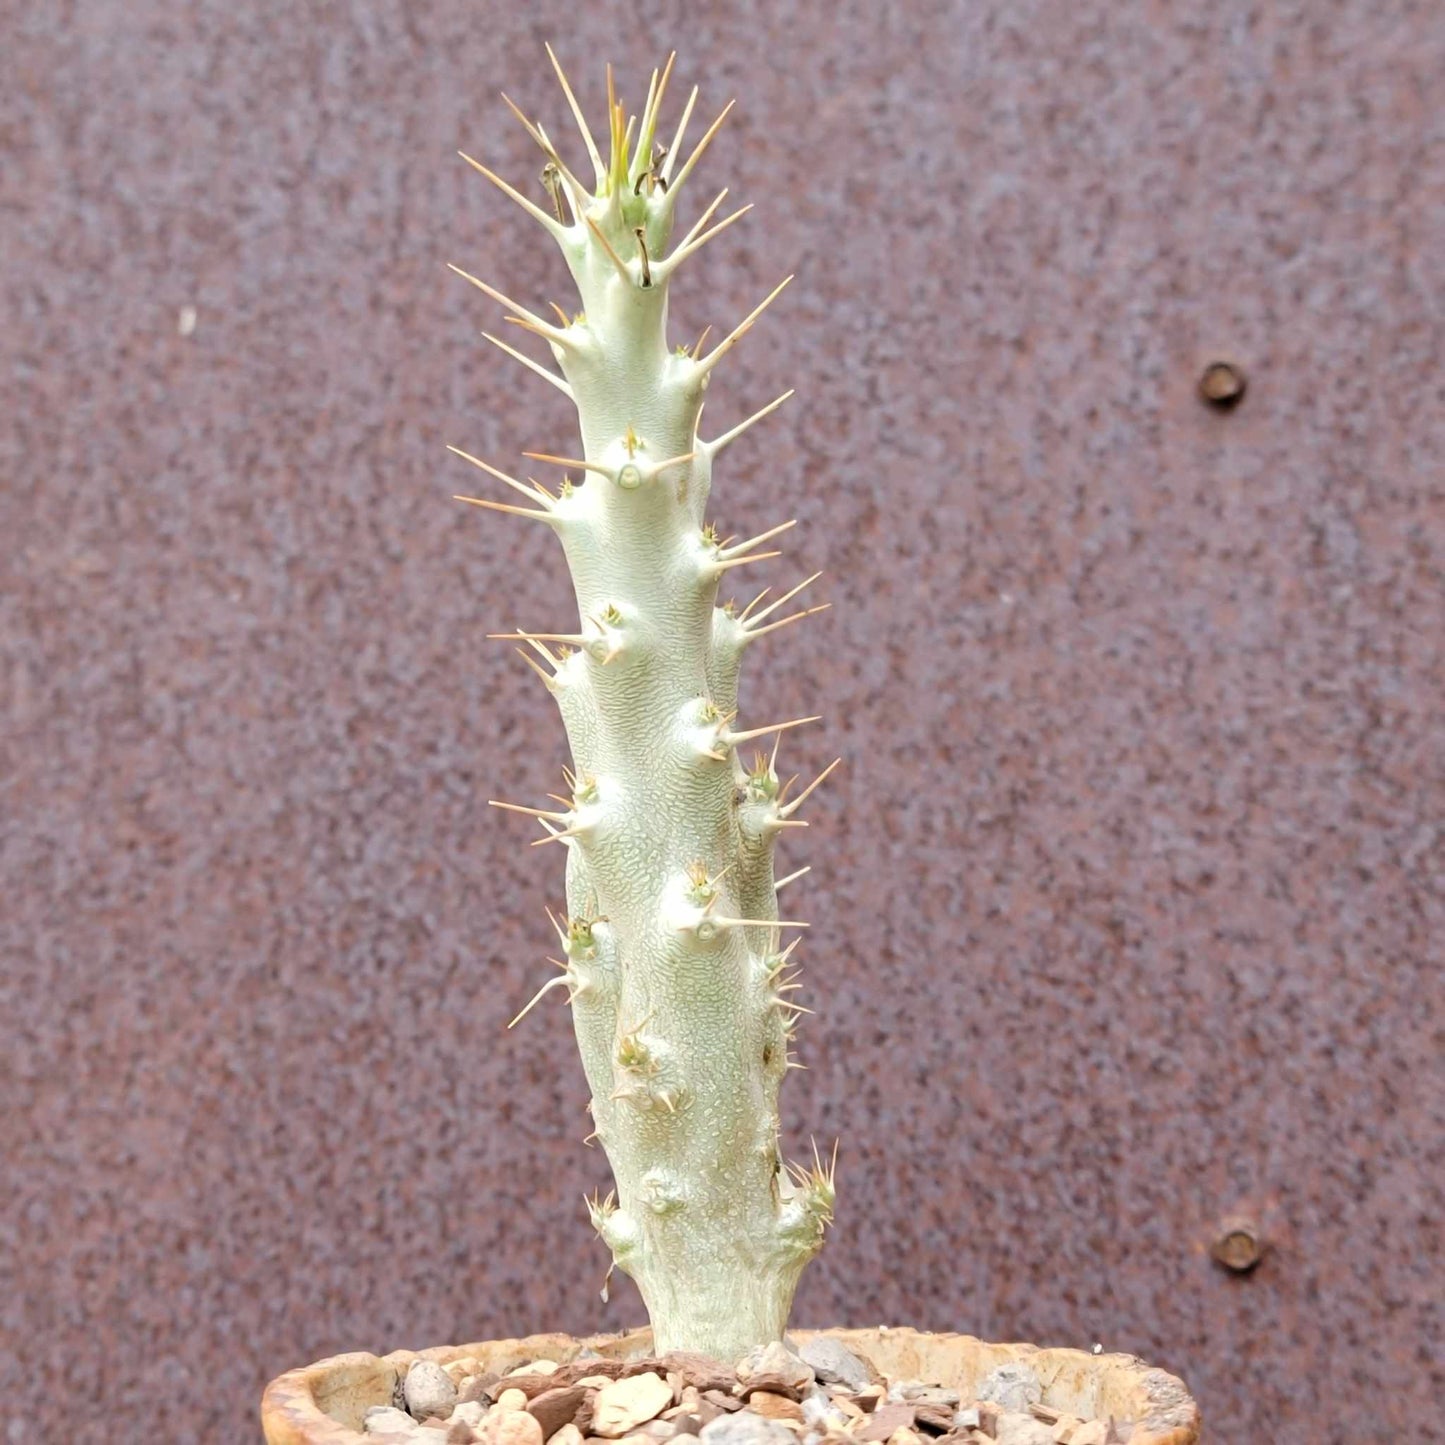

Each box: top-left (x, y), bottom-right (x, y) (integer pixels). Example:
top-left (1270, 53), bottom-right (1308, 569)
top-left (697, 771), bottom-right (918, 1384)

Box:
top-left (501, 314), bottom-right (573, 347)
top-left (488, 629), bottom-right (588, 644)
top-left (662, 86), bottom-right (699, 184)
top-left (726, 714), bottom-right (822, 744)
top-left (516, 633), bottom-right (564, 665)
top-left (446, 263), bottom-right (555, 334)
top-left (713, 916), bottom-right (810, 930)
top-left (707, 391), bottom-right (795, 453)
top-left (480, 332), bottom-right (573, 397)
top-left (458, 151), bottom-right (565, 236)
top-left (739, 586), bottom-right (772, 621)
top-left (639, 50), bottom-right (675, 162)
top-left (446, 446), bottom-right (556, 508)
top-left (544, 42), bottom-right (605, 185)
top-left (671, 188), bottom-right (729, 255)
top-left (515, 648), bottom-right (556, 687)
top-left (545, 905), bottom-right (568, 946)
top-left (748, 570), bottom-right (823, 623)
top-left (508, 973), bottom-right (572, 1029)
top-left (586, 216), bottom-right (633, 282)
top-left (522, 450), bottom-right (612, 477)
top-left (633, 67), bottom-right (659, 183)
top-left (774, 865), bottom-right (811, 891)
top-left (664, 204), bottom-right (752, 272)
top-left (721, 518), bottom-right (796, 558)
top-left (669, 99), bottom-right (736, 197)
top-left (747, 602), bottom-right (832, 638)
top-left (696, 276), bottom-right (793, 375)
top-left (713, 550), bottom-right (781, 573)
top-left (651, 450), bottom-right (695, 476)
top-left (498, 93), bottom-right (587, 197)
top-left (780, 758), bottom-right (843, 818)
top-left (489, 800), bottom-right (571, 822)
top-left (453, 493), bottom-right (554, 521)
top-left (536, 123), bottom-right (589, 218)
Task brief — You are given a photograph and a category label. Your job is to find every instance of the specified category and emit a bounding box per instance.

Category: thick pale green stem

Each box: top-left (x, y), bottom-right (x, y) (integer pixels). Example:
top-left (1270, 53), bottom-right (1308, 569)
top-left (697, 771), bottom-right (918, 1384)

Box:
top-left (456, 59), bottom-right (833, 1361)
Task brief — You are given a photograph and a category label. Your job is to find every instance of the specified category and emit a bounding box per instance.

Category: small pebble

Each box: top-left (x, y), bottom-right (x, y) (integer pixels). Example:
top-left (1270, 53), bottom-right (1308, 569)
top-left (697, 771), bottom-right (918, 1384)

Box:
top-left (529, 1386), bottom-right (589, 1439)
top-left (736, 1344), bottom-right (813, 1393)
top-left (746, 1392), bottom-right (804, 1423)
top-left (797, 1340), bottom-right (872, 1393)
top-left (407, 1363), bottom-right (460, 1422)
top-left (548, 1427), bottom-right (585, 1445)
top-left (367, 1404), bottom-right (422, 1435)
top-left (452, 1403), bottom-right (486, 1427)
top-left (477, 1411), bottom-right (545, 1445)
top-left (497, 1389), bottom-right (530, 1412)
top-left (975, 1365), bottom-right (1043, 1414)
top-left (698, 1413), bottom-right (797, 1445)
top-left (993, 1412), bottom-right (1054, 1445)
top-left (800, 1393), bottom-right (848, 1433)
top-left (593, 1373), bottom-right (675, 1437)
top-left (953, 1408), bottom-right (981, 1430)
top-left (1068, 1424), bottom-right (1108, 1445)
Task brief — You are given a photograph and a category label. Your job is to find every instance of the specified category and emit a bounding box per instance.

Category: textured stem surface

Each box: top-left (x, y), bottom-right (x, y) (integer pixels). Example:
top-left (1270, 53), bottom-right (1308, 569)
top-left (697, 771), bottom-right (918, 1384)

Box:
top-left (455, 56), bottom-right (834, 1360)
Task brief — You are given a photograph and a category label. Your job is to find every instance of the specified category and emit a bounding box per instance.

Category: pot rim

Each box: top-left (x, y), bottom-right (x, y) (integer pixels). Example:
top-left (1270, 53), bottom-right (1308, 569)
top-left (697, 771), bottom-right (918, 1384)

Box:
top-left (260, 1325), bottom-right (1200, 1445)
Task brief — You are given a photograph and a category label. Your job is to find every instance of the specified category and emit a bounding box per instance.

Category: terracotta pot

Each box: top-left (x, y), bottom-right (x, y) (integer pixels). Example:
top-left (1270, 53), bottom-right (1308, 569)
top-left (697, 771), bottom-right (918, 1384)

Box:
top-left (260, 1326), bottom-right (1200, 1445)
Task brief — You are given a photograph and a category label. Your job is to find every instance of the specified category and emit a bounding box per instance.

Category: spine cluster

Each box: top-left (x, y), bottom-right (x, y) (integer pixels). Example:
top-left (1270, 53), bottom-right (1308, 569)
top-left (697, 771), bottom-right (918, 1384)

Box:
top-left (452, 49), bottom-right (836, 1361)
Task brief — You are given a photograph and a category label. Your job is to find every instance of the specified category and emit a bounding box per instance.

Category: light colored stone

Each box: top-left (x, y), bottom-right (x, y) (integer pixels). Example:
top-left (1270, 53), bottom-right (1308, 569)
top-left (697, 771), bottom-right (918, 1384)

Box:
top-left (576, 1375), bottom-right (615, 1390)
top-left (548, 1426), bottom-right (585, 1445)
top-left (892, 1385), bottom-right (959, 1407)
top-left (497, 1389), bottom-right (530, 1412)
top-left (407, 1363), bottom-right (460, 1422)
top-left (975, 1366), bottom-right (1043, 1414)
top-left (698, 1413), bottom-right (797, 1445)
top-left (477, 1410), bottom-right (545, 1445)
top-left (511, 1360), bottom-right (562, 1376)
top-left (800, 1392), bottom-right (848, 1433)
top-left (993, 1412), bottom-right (1054, 1445)
top-left (592, 1373), bottom-right (675, 1438)
top-left (747, 1393), bottom-right (804, 1423)
top-left (1066, 1424), bottom-right (1107, 1445)
top-left (365, 1404), bottom-right (421, 1435)
top-left (953, 1408), bottom-right (981, 1430)
top-left (886, 1430), bottom-right (922, 1445)
top-left (736, 1344), bottom-right (813, 1392)
top-left (796, 1340), bottom-right (871, 1393)
top-left (452, 1403), bottom-right (487, 1427)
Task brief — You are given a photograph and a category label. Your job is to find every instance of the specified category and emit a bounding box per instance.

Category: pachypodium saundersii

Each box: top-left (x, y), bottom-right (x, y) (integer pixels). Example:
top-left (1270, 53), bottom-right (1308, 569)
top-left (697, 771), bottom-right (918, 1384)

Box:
top-left (451, 48), bottom-right (838, 1361)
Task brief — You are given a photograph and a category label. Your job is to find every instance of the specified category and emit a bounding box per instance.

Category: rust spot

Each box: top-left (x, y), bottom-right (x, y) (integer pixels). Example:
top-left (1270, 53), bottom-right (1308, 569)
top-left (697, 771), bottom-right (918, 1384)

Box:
top-left (1199, 361), bottom-right (1247, 409)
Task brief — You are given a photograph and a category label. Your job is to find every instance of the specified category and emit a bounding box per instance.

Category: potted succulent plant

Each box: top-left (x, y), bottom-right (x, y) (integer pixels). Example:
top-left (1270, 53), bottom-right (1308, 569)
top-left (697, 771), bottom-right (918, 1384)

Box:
top-left (261, 48), bottom-right (1201, 1445)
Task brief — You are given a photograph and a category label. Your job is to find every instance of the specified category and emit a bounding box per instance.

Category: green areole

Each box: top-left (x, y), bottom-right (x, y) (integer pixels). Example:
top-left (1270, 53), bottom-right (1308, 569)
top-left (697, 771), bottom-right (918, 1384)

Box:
top-left (451, 47), bottom-right (837, 1362)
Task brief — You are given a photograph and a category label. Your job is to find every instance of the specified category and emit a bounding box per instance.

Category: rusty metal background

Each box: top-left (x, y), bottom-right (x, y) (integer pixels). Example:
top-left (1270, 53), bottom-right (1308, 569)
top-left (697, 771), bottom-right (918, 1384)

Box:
top-left (3, 1), bottom-right (1441, 1440)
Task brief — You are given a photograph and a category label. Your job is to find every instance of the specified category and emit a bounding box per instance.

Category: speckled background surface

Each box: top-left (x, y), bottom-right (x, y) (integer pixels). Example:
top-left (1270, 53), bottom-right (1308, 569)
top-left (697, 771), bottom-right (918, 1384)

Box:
top-left (3, 1), bottom-right (1442, 1440)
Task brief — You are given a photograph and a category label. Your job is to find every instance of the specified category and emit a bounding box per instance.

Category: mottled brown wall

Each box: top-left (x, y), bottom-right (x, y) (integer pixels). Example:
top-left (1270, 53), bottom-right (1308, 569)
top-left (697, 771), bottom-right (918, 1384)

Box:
top-left (3, 0), bottom-right (1441, 1440)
